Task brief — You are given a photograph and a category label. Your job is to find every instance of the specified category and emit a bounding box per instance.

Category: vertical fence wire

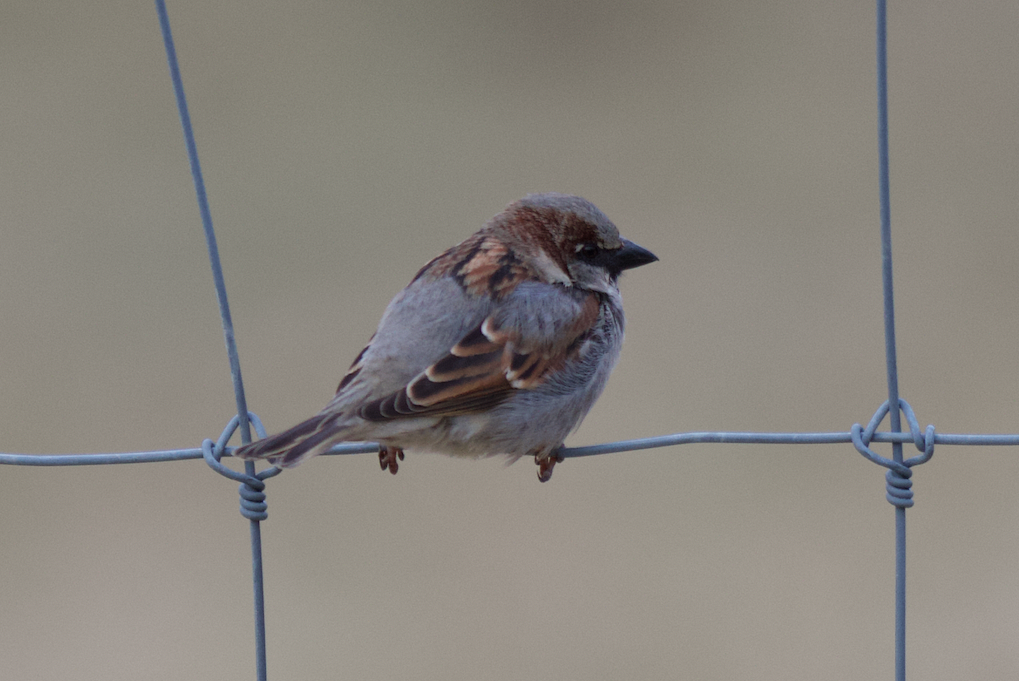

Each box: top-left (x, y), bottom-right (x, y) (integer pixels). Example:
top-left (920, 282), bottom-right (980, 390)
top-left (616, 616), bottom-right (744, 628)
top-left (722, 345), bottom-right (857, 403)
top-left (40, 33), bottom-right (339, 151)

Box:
top-left (154, 2), bottom-right (268, 680)
top-left (874, 1), bottom-right (908, 679)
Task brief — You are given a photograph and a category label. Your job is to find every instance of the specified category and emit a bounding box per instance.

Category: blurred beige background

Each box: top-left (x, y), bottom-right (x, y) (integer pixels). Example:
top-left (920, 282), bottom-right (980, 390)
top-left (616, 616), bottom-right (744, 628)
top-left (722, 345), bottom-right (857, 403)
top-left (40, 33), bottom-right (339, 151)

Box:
top-left (2, 1), bottom-right (1017, 679)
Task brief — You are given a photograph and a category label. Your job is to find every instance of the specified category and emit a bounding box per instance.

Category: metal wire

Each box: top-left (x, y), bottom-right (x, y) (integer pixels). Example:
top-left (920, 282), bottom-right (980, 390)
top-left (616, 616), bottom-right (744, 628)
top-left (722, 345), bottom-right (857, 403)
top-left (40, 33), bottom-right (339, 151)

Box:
top-left (153, 1), bottom-right (264, 678)
top-left (3, 421), bottom-right (1018, 468)
top-left (0, 1), bottom-right (1011, 680)
top-left (873, 2), bottom-right (909, 678)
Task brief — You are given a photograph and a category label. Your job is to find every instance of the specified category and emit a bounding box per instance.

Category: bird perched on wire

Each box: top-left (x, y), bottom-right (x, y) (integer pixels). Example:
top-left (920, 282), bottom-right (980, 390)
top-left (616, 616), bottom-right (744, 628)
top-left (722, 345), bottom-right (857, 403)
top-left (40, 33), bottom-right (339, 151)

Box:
top-left (233, 193), bottom-right (657, 481)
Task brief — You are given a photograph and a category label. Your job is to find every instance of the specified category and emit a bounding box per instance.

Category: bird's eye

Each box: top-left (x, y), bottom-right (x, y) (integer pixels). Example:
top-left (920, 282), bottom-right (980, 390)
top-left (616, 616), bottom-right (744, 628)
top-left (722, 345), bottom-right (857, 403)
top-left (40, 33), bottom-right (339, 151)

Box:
top-left (577, 243), bottom-right (599, 260)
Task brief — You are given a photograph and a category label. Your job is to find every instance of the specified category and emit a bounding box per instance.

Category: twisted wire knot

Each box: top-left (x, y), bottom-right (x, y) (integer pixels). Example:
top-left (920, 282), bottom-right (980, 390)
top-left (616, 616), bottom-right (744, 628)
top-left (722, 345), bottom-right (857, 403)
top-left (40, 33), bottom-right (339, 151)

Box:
top-left (851, 399), bottom-right (935, 508)
top-left (202, 412), bottom-right (281, 521)
top-left (237, 477), bottom-right (268, 521)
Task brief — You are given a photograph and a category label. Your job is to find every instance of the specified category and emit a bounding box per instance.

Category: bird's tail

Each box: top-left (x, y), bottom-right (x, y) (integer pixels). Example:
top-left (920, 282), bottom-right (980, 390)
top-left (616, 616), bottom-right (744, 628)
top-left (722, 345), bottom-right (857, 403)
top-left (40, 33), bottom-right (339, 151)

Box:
top-left (232, 412), bottom-right (347, 468)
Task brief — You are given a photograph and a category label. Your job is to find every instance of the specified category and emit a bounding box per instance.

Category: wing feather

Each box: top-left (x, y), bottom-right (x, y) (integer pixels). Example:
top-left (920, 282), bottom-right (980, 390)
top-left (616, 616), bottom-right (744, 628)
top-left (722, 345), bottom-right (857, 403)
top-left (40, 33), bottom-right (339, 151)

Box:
top-left (358, 290), bottom-right (601, 422)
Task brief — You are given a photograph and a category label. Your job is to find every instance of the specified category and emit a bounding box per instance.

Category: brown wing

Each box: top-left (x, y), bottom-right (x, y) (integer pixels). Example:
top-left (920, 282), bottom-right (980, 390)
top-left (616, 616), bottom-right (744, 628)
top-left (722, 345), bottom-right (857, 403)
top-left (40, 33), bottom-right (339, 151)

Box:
top-left (357, 294), bottom-right (600, 422)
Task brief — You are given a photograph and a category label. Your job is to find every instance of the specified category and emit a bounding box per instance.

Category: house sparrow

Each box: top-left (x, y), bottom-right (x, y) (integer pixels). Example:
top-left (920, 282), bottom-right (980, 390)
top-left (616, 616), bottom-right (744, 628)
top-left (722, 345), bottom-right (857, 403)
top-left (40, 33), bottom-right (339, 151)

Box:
top-left (234, 193), bottom-right (657, 481)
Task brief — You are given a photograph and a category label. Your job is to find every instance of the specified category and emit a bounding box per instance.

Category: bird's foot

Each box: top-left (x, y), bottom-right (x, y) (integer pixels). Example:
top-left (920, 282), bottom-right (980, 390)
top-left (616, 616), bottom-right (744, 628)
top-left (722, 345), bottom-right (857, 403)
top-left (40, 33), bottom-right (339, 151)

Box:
top-left (535, 449), bottom-right (564, 483)
top-left (379, 446), bottom-right (405, 475)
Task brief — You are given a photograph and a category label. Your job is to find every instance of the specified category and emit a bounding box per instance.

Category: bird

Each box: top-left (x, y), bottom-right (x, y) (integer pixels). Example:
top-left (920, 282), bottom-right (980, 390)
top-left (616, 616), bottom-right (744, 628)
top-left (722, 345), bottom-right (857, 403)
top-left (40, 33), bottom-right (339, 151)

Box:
top-left (233, 193), bottom-right (657, 481)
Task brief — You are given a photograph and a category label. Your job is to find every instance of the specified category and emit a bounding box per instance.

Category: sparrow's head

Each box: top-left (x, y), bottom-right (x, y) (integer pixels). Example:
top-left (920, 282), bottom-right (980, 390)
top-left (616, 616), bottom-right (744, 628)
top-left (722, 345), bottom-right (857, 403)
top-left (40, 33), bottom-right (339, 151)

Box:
top-left (493, 193), bottom-right (658, 294)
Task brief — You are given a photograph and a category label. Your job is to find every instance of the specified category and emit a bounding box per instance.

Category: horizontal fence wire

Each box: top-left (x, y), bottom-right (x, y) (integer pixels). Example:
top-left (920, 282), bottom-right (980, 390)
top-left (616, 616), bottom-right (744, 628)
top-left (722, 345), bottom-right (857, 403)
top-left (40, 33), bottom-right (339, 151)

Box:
top-left (3, 429), bottom-right (1019, 467)
top-left (0, 1), bottom-right (1012, 680)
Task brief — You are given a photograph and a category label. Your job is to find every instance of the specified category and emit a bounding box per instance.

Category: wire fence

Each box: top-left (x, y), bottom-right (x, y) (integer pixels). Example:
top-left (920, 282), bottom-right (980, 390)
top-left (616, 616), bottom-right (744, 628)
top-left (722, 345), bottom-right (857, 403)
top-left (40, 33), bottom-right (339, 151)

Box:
top-left (1, 2), bottom-right (1016, 680)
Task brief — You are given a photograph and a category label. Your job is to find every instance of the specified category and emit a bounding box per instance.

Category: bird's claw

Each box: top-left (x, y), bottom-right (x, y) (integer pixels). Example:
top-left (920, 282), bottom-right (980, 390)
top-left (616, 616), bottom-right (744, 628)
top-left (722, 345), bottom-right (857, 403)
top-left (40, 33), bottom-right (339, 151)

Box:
top-left (379, 446), bottom-right (405, 475)
top-left (535, 449), bottom-right (564, 483)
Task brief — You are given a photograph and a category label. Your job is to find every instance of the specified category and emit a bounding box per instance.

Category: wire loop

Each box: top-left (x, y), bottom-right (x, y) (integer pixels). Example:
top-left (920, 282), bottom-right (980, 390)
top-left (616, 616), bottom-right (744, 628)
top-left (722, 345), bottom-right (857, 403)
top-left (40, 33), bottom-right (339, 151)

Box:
top-left (202, 412), bottom-right (281, 520)
top-left (851, 399), bottom-right (935, 508)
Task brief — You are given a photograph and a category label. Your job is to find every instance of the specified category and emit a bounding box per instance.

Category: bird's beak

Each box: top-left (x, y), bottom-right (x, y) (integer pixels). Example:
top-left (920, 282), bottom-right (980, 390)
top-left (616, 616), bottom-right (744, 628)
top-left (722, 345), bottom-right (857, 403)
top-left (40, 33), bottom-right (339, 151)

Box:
top-left (614, 238), bottom-right (659, 271)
